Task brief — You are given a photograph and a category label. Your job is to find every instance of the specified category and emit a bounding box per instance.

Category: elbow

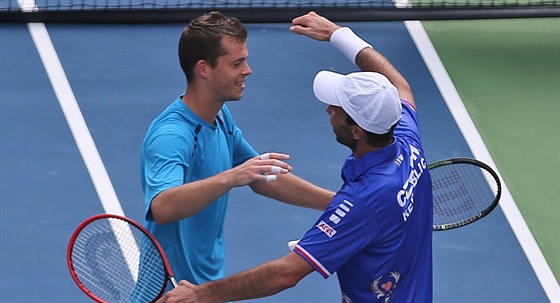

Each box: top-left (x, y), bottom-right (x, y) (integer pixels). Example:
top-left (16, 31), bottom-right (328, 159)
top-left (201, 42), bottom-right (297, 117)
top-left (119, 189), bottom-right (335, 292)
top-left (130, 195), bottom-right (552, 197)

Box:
top-left (150, 195), bottom-right (176, 225)
top-left (151, 205), bottom-right (172, 225)
top-left (281, 274), bottom-right (301, 290)
top-left (275, 256), bottom-right (308, 290)
top-left (153, 216), bottom-right (172, 226)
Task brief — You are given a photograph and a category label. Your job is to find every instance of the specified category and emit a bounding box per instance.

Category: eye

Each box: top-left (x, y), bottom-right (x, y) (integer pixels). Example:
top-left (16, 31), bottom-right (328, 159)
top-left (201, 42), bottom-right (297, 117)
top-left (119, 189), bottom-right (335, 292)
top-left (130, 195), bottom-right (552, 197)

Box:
top-left (232, 58), bottom-right (246, 68)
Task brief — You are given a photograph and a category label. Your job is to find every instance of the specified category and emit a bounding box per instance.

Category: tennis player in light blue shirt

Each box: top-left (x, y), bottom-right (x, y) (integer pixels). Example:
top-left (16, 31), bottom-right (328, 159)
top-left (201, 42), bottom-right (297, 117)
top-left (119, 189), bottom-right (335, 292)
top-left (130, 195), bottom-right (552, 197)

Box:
top-left (140, 12), bottom-right (335, 290)
top-left (141, 98), bottom-right (257, 283)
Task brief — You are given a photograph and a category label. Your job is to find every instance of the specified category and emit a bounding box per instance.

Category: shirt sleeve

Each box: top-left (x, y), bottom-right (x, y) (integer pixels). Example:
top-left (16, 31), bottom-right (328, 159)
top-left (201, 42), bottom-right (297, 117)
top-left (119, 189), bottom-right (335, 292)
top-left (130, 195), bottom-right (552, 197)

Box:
top-left (394, 100), bottom-right (422, 145)
top-left (142, 123), bottom-right (194, 221)
top-left (294, 193), bottom-right (376, 278)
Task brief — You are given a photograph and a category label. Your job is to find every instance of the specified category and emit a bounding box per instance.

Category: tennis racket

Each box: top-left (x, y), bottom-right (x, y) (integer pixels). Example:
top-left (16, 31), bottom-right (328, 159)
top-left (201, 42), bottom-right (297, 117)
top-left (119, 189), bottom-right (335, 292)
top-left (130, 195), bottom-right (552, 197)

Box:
top-left (67, 214), bottom-right (177, 303)
top-left (430, 157), bottom-right (501, 231)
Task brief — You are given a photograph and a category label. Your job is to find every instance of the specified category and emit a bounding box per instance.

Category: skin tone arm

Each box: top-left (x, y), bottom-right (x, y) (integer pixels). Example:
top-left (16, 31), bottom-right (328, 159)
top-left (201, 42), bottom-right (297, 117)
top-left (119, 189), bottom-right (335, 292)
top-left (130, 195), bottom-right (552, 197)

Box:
top-left (152, 152), bottom-right (335, 224)
top-left (156, 252), bottom-right (314, 303)
top-left (151, 153), bottom-right (293, 224)
top-left (250, 172), bottom-right (335, 211)
top-left (290, 11), bottom-right (416, 108)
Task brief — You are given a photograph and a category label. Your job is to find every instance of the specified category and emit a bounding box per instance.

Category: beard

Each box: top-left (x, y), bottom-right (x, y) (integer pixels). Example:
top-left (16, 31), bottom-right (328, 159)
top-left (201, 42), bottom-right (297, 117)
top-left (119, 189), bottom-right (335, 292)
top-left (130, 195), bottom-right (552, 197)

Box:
top-left (335, 134), bottom-right (357, 153)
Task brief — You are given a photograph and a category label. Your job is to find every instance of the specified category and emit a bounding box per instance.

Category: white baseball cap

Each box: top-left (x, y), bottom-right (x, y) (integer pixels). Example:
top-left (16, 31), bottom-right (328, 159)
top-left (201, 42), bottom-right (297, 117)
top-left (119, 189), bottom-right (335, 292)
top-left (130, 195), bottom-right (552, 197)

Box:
top-left (313, 70), bottom-right (402, 134)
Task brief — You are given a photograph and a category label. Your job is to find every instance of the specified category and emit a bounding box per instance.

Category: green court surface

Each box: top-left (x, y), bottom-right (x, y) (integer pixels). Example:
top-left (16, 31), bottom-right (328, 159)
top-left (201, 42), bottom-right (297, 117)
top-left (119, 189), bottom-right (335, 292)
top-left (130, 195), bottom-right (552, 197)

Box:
top-left (423, 17), bottom-right (560, 282)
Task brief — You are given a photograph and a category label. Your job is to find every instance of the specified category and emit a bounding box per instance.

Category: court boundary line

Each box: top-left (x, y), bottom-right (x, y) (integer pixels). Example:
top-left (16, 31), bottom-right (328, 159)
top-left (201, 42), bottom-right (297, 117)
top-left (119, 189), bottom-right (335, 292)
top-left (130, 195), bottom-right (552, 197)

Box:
top-left (405, 20), bottom-right (560, 302)
top-left (27, 22), bottom-right (126, 217)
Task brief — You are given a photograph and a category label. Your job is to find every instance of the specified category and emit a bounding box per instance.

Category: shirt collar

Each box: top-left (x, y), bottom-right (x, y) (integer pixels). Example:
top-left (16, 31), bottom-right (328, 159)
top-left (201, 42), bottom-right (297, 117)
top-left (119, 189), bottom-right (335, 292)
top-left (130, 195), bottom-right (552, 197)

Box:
top-left (341, 139), bottom-right (399, 182)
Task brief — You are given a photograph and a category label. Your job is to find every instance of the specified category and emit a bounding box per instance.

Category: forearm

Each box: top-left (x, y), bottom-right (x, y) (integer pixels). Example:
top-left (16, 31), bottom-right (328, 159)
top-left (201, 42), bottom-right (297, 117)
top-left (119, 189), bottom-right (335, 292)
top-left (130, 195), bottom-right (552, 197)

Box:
top-left (156, 253), bottom-right (313, 303)
top-left (332, 28), bottom-right (415, 105)
top-left (196, 253), bottom-right (310, 302)
top-left (203, 259), bottom-right (297, 302)
top-left (151, 153), bottom-right (294, 224)
top-left (251, 173), bottom-right (335, 211)
top-left (151, 170), bottom-right (236, 224)
top-left (291, 12), bottom-right (415, 105)
top-left (355, 47), bottom-right (414, 105)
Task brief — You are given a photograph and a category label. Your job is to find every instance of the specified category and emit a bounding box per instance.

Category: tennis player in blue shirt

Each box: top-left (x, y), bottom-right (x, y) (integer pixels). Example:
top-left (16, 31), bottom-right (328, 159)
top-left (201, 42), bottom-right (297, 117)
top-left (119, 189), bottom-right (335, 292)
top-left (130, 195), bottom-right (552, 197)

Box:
top-left (156, 11), bottom-right (433, 303)
top-left (141, 11), bottom-right (335, 287)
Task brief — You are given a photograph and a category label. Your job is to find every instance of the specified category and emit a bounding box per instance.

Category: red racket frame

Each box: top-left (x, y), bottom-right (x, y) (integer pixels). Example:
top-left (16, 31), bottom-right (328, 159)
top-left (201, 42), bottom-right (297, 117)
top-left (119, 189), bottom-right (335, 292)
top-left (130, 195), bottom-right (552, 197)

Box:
top-left (67, 213), bottom-right (177, 303)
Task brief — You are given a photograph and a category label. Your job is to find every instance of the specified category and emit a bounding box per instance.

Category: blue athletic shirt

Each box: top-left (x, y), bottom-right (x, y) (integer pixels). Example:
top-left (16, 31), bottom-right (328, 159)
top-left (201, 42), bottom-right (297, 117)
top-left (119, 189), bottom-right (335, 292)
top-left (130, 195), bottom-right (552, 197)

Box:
top-left (140, 96), bottom-right (258, 285)
top-left (294, 100), bottom-right (433, 303)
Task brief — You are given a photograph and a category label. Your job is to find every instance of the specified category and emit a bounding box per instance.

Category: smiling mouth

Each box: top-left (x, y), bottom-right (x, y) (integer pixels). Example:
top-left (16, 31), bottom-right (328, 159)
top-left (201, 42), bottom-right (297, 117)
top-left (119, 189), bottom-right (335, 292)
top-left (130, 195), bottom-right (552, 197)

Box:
top-left (236, 80), bottom-right (246, 89)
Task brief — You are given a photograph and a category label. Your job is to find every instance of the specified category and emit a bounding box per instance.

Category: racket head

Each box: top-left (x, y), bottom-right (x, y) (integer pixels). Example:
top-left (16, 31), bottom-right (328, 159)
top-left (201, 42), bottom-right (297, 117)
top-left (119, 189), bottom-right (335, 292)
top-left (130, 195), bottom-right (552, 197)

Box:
top-left (67, 214), bottom-right (175, 303)
top-left (429, 158), bottom-right (501, 231)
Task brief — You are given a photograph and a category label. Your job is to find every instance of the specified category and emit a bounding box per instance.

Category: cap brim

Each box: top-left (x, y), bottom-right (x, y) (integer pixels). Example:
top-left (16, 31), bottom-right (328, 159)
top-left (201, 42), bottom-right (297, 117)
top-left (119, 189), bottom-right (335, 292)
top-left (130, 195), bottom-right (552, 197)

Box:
top-left (313, 70), bottom-right (345, 106)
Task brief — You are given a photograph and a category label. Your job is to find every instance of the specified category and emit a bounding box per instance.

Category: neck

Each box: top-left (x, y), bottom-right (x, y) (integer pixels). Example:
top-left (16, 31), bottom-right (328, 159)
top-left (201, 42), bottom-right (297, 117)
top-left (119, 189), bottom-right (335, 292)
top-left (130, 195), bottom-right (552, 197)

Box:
top-left (353, 146), bottom-right (380, 160)
top-left (182, 86), bottom-right (224, 124)
top-left (352, 137), bottom-right (393, 159)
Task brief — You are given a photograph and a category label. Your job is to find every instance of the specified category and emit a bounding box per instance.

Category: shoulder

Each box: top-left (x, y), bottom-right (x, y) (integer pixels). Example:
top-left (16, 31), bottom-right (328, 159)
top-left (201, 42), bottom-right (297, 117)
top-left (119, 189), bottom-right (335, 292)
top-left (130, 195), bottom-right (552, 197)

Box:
top-left (144, 110), bottom-right (198, 150)
top-left (401, 99), bottom-right (417, 119)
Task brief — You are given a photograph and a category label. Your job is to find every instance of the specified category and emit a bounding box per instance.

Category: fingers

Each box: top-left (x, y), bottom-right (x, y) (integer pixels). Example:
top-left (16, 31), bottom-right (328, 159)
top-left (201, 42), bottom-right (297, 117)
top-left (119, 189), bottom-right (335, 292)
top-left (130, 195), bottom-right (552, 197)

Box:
top-left (258, 153), bottom-right (292, 172)
top-left (228, 153), bottom-right (292, 187)
top-left (289, 12), bottom-right (319, 37)
top-left (262, 166), bottom-right (283, 183)
top-left (290, 11), bottom-right (319, 28)
top-left (265, 175), bottom-right (277, 182)
top-left (270, 165), bottom-right (283, 174)
top-left (259, 152), bottom-right (290, 161)
top-left (258, 153), bottom-right (292, 182)
top-left (155, 280), bottom-right (197, 303)
top-left (289, 11), bottom-right (339, 41)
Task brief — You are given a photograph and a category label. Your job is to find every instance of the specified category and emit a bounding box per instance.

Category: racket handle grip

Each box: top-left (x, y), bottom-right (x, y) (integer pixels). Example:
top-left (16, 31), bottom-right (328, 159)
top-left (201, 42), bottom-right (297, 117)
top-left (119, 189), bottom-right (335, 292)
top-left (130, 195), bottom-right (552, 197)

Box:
top-left (170, 277), bottom-right (178, 288)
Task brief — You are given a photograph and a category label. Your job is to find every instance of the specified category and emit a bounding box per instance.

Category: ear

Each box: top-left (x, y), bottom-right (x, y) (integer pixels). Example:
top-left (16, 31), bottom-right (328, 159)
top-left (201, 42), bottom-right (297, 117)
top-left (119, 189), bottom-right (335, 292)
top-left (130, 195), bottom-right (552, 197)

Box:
top-left (194, 59), bottom-right (209, 80)
top-left (352, 125), bottom-right (365, 140)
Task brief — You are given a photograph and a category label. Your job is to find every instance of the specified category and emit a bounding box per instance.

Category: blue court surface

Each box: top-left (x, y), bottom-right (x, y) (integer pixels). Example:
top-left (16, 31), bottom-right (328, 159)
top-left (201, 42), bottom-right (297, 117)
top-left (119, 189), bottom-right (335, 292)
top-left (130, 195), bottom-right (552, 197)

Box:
top-left (0, 21), bottom-right (555, 302)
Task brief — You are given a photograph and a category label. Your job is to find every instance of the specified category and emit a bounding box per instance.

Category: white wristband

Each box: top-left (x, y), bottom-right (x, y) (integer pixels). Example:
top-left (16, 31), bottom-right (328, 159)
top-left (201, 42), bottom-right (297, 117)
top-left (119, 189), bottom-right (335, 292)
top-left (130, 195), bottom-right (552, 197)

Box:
top-left (330, 27), bottom-right (373, 66)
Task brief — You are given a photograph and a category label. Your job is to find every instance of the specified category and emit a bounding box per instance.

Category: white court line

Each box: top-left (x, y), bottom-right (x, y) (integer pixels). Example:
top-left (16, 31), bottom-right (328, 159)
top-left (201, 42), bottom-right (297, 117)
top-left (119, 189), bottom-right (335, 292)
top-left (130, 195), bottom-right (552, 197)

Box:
top-left (26, 22), bottom-right (141, 281)
top-left (405, 20), bottom-right (560, 302)
top-left (17, 0), bottom-right (37, 12)
top-left (26, 23), bottom-right (126, 217)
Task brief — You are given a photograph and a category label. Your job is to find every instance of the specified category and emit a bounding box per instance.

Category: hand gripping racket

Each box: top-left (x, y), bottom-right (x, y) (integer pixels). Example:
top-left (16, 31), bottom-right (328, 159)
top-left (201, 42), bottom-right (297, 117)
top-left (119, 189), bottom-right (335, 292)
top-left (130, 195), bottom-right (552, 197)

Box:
top-left (67, 214), bottom-right (177, 303)
top-left (430, 157), bottom-right (502, 231)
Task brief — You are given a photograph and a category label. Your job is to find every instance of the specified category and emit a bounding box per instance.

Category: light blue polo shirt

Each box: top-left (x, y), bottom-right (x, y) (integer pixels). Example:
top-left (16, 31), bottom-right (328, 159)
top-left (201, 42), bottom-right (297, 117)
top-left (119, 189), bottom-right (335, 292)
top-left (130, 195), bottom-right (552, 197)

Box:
top-left (294, 101), bottom-right (433, 303)
top-left (140, 97), bottom-right (258, 285)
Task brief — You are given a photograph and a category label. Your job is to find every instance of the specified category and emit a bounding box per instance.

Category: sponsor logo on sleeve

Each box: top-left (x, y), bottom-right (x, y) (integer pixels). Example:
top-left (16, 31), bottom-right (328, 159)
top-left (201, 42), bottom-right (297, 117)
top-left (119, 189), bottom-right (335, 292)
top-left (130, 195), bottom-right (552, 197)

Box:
top-left (316, 221), bottom-right (337, 237)
top-left (317, 199), bottom-right (355, 238)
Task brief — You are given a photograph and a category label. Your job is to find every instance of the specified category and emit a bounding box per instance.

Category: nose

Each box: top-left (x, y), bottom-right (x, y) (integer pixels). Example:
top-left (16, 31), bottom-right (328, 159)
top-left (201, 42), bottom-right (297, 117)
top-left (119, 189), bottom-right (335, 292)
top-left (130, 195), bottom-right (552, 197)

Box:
top-left (243, 62), bottom-right (252, 76)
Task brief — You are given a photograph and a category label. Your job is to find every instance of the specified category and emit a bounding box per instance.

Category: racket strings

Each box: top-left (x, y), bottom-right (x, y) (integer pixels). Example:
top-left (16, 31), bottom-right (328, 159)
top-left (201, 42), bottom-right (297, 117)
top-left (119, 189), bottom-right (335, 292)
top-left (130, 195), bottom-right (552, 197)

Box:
top-left (432, 163), bottom-right (498, 227)
top-left (70, 218), bottom-right (167, 302)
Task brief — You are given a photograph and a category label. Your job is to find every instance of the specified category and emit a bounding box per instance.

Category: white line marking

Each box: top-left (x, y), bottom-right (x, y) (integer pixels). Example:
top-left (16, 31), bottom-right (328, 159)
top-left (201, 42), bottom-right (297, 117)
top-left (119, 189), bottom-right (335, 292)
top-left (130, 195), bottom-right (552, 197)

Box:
top-left (27, 22), bottom-right (125, 217)
top-left (17, 0), bottom-right (37, 12)
top-left (393, 0), bottom-right (412, 8)
top-left (109, 218), bottom-right (140, 283)
top-left (26, 22), bottom-right (139, 281)
top-left (405, 20), bottom-right (559, 302)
